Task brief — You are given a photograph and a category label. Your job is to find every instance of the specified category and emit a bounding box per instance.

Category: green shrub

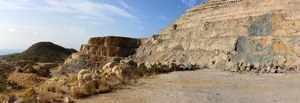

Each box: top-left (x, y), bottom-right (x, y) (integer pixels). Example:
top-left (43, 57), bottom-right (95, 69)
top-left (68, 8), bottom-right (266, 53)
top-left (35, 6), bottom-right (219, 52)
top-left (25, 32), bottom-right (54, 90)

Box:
top-left (84, 81), bottom-right (96, 95)
top-left (0, 84), bottom-right (4, 93)
top-left (17, 68), bottom-right (23, 73)
top-left (22, 93), bottom-right (33, 103)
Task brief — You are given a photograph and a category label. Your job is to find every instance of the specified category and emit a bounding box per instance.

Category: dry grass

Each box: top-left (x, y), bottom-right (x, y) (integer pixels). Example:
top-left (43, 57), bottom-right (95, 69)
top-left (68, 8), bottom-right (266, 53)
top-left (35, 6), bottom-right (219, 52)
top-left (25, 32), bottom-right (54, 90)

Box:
top-left (38, 87), bottom-right (51, 103)
top-left (98, 85), bottom-right (111, 93)
top-left (71, 87), bottom-right (84, 99)
top-left (55, 84), bottom-right (63, 94)
top-left (47, 83), bottom-right (56, 92)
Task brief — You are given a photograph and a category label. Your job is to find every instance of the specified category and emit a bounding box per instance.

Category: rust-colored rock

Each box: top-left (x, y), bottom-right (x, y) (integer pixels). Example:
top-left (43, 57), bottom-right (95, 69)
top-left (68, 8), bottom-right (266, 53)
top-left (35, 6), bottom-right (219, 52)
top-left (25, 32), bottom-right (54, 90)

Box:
top-left (59, 36), bottom-right (141, 74)
top-left (87, 36), bottom-right (140, 48)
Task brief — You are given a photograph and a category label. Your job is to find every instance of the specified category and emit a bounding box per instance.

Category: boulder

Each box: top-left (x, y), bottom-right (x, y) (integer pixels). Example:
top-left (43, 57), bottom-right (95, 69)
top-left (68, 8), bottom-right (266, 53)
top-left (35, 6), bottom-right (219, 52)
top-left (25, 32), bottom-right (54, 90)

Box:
top-left (231, 63), bottom-right (239, 72)
top-left (23, 64), bottom-right (35, 73)
top-left (7, 95), bottom-right (16, 103)
top-left (240, 67), bottom-right (246, 71)
top-left (270, 69), bottom-right (277, 73)
top-left (260, 68), bottom-right (267, 73)
top-left (266, 66), bottom-right (271, 73)
top-left (277, 67), bottom-right (283, 73)
top-left (226, 62), bottom-right (234, 70)
top-left (2, 100), bottom-right (8, 103)
top-left (254, 62), bottom-right (260, 69)
top-left (111, 66), bottom-right (123, 77)
top-left (145, 62), bottom-right (153, 72)
top-left (246, 67), bottom-right (251, 71)
top-left (83, 73), bottom-right (93, 82)
top-left (180, 63), bottom-right (192, 70)
top-left (64, 97), bottom-right (72, 103)
top-left (269, 62), bottom-right (274, 68)
top-left (102, 61), bottom-right (119, 71)
top-left (78, 69), bottom-right (100, 87)
top-left (121, 59), bottom-right (137, 68)
top-left (168, 62), bottom-right (177, 70)
top-left (13, 98), bottom-right (23, 103)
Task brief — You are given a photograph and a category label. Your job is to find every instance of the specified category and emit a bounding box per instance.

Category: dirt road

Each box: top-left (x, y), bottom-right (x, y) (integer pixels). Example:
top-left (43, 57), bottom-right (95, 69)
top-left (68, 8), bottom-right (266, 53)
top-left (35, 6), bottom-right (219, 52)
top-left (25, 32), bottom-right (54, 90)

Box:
top-left (76, 69), bottom-right (300, 103)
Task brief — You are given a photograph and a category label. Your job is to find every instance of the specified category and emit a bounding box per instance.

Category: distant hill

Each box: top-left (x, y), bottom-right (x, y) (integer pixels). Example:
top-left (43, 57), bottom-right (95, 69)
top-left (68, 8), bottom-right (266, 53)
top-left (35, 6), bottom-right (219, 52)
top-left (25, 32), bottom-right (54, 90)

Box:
top-left (0, 53), bottom-right (18, 60)
top-left (4, 42), bottom-right (77, 62)
top-left (67, 48), bottom-right (78, 53)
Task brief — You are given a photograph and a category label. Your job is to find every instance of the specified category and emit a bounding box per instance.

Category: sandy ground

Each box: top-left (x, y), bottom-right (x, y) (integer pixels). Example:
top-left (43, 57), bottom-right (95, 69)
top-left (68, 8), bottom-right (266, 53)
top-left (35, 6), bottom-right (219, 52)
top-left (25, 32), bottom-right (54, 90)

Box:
top-left (76, 69), bottom-right (300, 103)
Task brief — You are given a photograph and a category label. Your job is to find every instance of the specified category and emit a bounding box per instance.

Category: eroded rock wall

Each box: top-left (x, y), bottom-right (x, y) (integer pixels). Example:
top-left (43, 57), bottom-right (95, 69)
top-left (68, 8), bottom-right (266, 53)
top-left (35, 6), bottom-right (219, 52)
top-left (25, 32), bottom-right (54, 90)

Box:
top-left (134, 0), bottom-right (300, 69)
top-left (59, 36), bottom-right (141, 74)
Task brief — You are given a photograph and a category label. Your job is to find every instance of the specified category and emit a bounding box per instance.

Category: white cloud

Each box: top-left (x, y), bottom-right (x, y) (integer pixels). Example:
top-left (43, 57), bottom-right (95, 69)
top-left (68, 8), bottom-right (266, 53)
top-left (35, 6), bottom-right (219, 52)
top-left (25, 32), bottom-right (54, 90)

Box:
top-left (8, 28), bottom-right (16, 32)
top-left (119, 0), bottom-right (131, 9)
top-left (89, 22), bottom-right (111, 25)
top-left (0, 24), bottom-right (91, 50)
top-left (0, 0), bottom-right (137, 23)
top-left (181, 0), bottom-right (196, 8)
top-left (158, 15), bottom-right (168, 21)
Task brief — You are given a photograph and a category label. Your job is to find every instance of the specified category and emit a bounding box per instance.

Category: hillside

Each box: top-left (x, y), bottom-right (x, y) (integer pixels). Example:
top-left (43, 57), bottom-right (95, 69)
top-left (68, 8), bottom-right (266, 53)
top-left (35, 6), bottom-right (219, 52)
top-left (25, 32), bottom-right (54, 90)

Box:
top-left (5, 42), bottom-right (77, 62)
top-left (0, 53), bottom-right (18, 60)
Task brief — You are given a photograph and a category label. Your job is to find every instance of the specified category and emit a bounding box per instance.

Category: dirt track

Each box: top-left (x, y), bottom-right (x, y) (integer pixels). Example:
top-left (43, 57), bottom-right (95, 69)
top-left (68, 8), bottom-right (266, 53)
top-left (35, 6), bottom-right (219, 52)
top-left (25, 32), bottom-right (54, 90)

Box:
top-left (76, 69), bottom-right (300, 103)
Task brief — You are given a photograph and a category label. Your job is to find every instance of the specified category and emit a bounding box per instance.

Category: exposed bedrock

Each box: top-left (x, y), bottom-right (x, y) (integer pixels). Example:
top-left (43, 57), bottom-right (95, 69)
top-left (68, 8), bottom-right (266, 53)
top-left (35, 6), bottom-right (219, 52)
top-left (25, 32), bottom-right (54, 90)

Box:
top-left (59, 36), bottom-right (141, 74)
top-left (134, 0), bottom-right (300, 72)
top-left (59, 0), bottom-right (300, 74)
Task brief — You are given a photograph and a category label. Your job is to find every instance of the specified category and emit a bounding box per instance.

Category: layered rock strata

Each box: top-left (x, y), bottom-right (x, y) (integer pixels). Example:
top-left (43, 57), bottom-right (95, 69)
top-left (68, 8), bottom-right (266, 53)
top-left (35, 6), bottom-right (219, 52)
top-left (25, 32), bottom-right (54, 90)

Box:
top-left (134, 0), bottom-right (300, 71)
top-left (59, 36), bottom-right (141, 74)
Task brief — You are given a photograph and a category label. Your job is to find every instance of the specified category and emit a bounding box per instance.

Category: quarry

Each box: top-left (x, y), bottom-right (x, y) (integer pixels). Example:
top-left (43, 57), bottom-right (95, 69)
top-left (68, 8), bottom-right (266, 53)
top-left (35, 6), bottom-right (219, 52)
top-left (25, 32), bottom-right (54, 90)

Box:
top-left (2, 0), bottom-right (300, 103)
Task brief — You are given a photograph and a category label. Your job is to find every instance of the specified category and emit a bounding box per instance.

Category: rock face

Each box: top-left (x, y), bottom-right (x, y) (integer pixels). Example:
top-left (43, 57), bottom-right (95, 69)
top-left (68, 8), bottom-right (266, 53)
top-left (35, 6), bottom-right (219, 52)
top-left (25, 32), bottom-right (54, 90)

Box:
top-left (59, 36), bottom-right (141, 74)
top-left (134, 0), bottom-right (300, 70)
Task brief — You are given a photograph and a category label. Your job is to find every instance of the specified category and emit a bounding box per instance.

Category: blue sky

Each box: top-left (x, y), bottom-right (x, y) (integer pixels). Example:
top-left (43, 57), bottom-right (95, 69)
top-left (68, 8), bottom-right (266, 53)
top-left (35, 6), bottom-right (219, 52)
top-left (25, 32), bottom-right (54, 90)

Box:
top-left (0, 0), bottom-right (208, 55)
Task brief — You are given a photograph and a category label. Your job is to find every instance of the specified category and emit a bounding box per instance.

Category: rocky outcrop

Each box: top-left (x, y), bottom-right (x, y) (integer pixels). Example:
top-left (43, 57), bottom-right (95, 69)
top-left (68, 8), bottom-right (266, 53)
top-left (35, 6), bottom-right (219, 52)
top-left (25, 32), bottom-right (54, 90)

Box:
top-left (59, 36), bottom-right (141, 74)
top-left (77, 69), bottom-right (100, 87)
top-left (134, 0), bottom-right (300, 71)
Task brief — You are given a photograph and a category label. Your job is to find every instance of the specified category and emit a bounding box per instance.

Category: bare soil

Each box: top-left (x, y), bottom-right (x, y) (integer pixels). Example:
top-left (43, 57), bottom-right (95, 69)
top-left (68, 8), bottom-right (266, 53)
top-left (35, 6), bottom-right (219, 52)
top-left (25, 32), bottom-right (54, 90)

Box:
top-left (7, 73), bottom-right (47, 87)
top-left (76, 69), bottom-right (300, 103)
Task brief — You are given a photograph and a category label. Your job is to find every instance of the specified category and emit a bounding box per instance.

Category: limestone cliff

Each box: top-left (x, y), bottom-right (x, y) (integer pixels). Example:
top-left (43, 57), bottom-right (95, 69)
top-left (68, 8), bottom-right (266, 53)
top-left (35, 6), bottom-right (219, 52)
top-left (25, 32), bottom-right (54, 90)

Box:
top-left (135, 0), bottom-right (300, 69)
top-left (59, 36), bottom-right (141, 74)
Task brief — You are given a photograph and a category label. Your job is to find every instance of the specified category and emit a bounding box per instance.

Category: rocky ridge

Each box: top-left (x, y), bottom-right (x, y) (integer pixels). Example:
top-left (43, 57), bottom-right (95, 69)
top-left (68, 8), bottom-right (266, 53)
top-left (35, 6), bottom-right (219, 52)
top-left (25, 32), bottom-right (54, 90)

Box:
top-left (134, 0), bottom-right (300, 73)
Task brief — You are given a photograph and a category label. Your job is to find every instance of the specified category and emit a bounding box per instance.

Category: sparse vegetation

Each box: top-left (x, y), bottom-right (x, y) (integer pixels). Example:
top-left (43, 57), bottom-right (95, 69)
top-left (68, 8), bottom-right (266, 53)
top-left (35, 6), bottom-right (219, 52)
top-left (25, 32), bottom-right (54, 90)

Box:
top-left (84, 81), bottom-right (96, 96)
top-left (17, 68), bottom-right (23, 73)
top-left (22, 89), bottom-right (35, 103)
top-left (4, 42), bottom-right (77, 62)
top-left (0, 75), bottom-right (23, 93)
top-left (72, 87), bottom-right (84, 99)
top-left (38, 88), bottom-right (50, 103)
